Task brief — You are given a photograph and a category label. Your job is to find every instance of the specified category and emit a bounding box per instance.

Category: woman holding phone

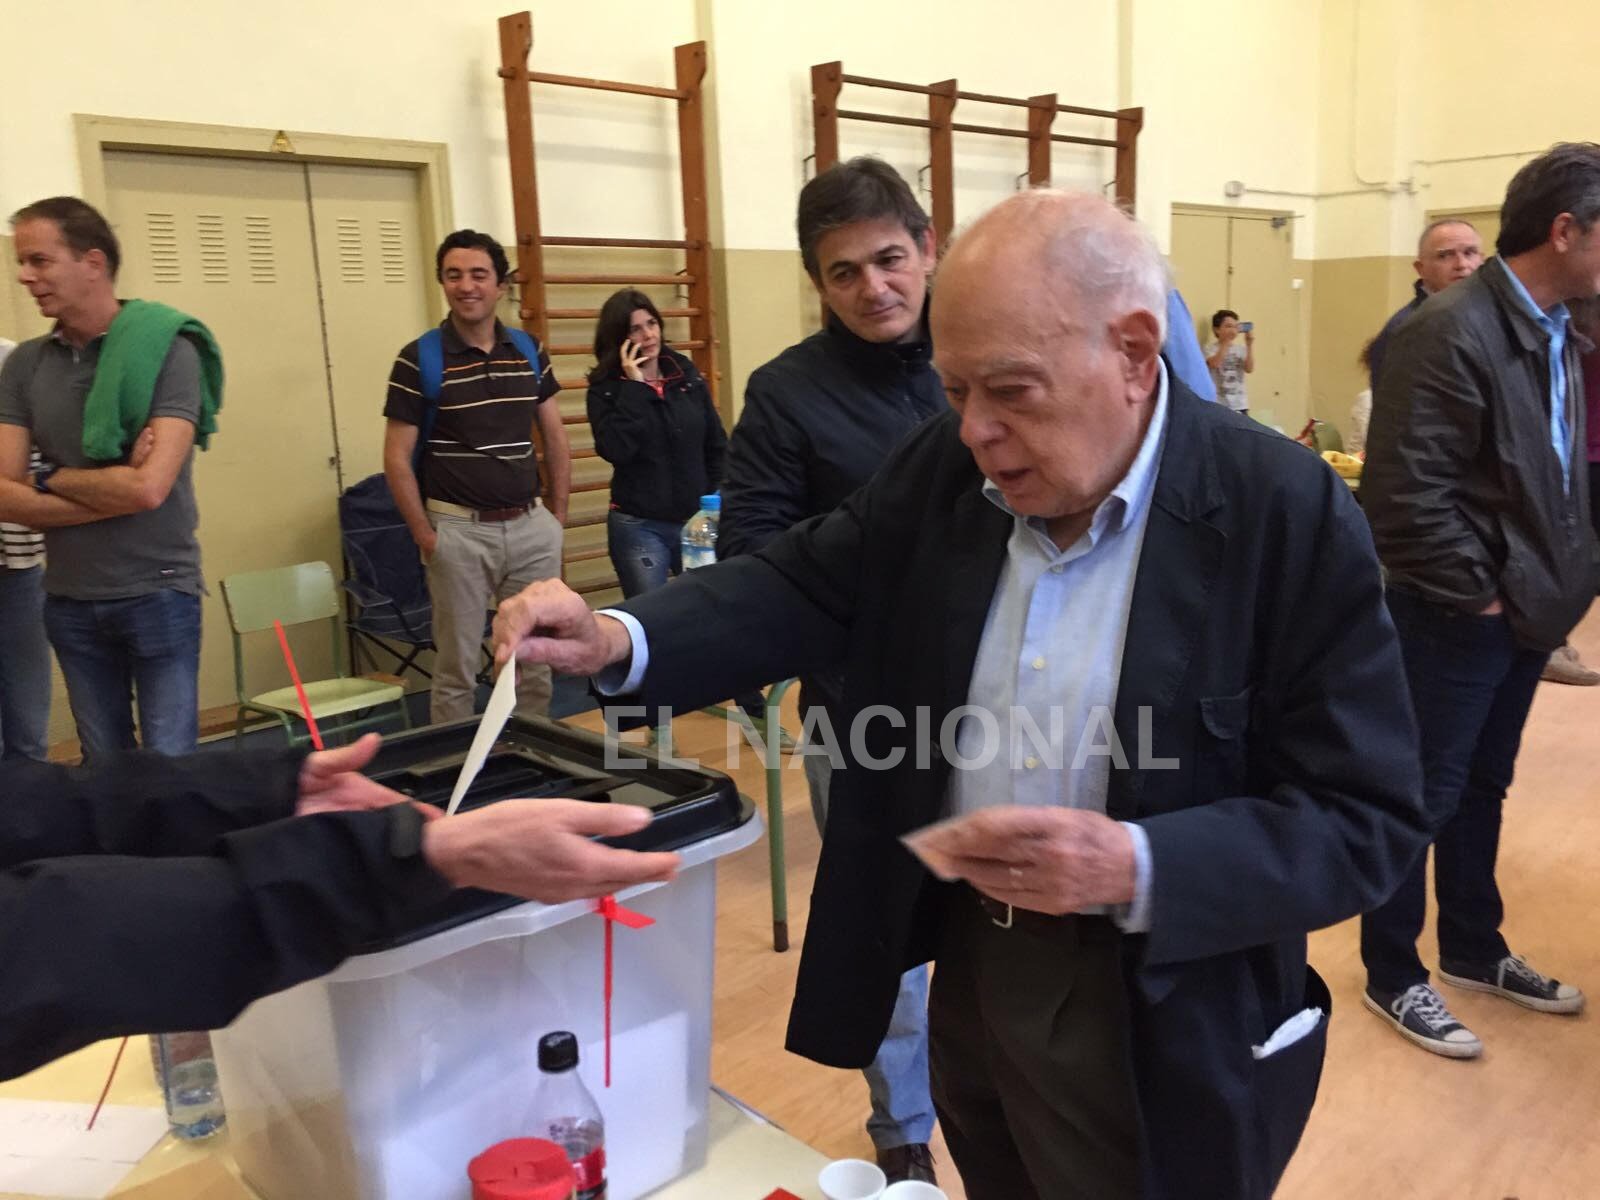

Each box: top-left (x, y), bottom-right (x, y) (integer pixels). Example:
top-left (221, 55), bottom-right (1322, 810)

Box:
top-left (586, 289), bottom-right (726, 597)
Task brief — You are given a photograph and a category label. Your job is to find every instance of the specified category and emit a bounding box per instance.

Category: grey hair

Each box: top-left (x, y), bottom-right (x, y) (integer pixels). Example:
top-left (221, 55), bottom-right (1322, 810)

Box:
top-left (950, 190), bottom-right (1169, 340)
top-left (1416, 217), bottom-right (1477, 258)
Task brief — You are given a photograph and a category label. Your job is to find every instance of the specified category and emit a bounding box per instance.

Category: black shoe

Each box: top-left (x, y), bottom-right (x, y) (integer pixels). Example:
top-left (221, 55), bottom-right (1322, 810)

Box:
top-left (1439, 954), bottom-right (1586, 1014)
top-left (1362, 982), bottom-right (1482, 1058)
top-left (877, 1142), bottom-right (937, 1184)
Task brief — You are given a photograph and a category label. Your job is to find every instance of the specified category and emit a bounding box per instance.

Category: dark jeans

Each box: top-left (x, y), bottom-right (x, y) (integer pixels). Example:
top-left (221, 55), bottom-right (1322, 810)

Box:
top-left (1590, 461), bottom-right (1600, 542)
top-left (606, 510), bottom-right (683, 599)
top-left (44, 589), bottom-right (202, 761)
top-left (0, 565), bottom-right (51, 761)
top-left (1360, 588), bottom-right (1546, 993)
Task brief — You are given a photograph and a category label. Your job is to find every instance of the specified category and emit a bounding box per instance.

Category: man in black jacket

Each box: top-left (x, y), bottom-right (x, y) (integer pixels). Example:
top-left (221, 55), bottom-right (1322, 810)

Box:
top-left (1361, 142), bottom-right (1600, 1058)
top-left (717, 156), bottom-right (945, 1183)
top-left (496, 190), bottom-right (1427, 1200)
top-left (0, 735), bottom-right (678, 1080)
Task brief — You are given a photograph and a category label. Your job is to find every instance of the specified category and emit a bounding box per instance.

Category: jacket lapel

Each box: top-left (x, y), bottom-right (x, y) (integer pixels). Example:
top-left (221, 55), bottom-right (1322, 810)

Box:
top-left (938, 482), bottom-right (1012, 720)
top-left (1109, 387), bottom-right (1228, 820)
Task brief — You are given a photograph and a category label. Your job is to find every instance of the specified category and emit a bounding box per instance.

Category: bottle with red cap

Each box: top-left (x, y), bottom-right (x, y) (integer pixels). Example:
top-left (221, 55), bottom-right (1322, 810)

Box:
top-left (468, 1137), bottom-right (576, 1200)
top-left (528, 1031), bottom-right (607, 1200)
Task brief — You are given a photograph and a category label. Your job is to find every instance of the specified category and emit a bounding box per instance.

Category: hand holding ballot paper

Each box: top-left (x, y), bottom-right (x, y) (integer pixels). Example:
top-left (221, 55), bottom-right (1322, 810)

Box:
top-left (902, 806), bottom-right (1138, 915)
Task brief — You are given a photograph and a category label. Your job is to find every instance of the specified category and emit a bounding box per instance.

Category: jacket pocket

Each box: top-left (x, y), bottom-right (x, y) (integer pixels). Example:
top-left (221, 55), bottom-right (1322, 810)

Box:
top-left (1252, 966), bottom-right (1331, 1194)
top-left (1197, 685), bottom-right (1253, 800)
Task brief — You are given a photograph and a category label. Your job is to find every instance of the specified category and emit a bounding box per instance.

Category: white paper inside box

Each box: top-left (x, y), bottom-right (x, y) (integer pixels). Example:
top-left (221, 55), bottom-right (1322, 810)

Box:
top-left (213, 816), bottom-right (760, 1200)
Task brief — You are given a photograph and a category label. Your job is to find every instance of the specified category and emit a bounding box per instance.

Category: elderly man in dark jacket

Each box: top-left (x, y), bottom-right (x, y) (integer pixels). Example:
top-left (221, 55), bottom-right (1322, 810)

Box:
top-left (1361, 142), bottom-right (1600, 1058)
top-left (495, 190), bottom-right (1428, 1200)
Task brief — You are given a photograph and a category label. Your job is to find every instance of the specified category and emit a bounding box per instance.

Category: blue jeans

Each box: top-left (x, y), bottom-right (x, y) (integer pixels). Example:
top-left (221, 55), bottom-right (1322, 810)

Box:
top-left (607, 511), bottom-right (683, 599)
top-left (1360, 588), bottom-right (1546, 993)
top-left (805, 751), bottom-right (937, 1151)
top-left (44, 590), bottom-right (202, 761)
top-left (0, 565), bottom-right (51, 761)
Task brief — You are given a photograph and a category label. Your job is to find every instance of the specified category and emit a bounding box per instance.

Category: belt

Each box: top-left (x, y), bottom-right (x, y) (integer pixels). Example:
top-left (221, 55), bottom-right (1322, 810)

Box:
top-left (426, 498), bottom-right (537, 523)
top-left (967, 886), bottom-right (1118, 942)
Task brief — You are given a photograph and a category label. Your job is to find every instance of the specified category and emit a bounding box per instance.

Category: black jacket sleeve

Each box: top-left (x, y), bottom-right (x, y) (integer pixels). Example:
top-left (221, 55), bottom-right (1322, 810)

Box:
top-left (0, 749), bottom-right (456, 1080)
top-left (702, 384), bottom-right (728, 493)
top-left (718, 372), bottom-right (813, 558)
top-left (1362, 310), bottom-right (1499, 611)
top-left (0, 749), bottom-right (305, 867)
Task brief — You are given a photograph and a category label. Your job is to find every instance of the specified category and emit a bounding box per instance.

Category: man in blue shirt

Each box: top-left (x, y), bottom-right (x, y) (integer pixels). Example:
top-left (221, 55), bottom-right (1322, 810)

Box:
top-left (1361, 143), bottom-right (1600, 1058)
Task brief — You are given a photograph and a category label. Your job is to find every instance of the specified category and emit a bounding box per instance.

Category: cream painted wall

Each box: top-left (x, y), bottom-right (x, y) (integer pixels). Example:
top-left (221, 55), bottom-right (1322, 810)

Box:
top-left (704, 0), bottom-right (1122, 254)
top-left (0, 0), bottom-right (699, 244)
top-left (1126, 0), bottom-right (1324, 258)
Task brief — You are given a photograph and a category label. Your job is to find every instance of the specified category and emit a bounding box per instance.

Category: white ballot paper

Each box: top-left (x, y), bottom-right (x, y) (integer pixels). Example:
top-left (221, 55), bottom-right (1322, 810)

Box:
top-left (445, 659), bottom-right (518, 816)
top-left (0, 1098), bottom-right (168, 1199)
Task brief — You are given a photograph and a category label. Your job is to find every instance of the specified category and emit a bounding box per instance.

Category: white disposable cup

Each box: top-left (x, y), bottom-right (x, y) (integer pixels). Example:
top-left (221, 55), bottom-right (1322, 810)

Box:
top-left (882, 1183), bottom-right (948, 1200)
top-left (818, 1158), bottom-right (888, 1200)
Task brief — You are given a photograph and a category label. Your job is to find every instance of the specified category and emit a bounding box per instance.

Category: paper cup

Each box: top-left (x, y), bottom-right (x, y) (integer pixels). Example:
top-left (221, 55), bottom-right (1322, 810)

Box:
top-left (883, 1183), bottom-right (948, 1200)
top-left (818, 1158), bottom-right (888, 1200)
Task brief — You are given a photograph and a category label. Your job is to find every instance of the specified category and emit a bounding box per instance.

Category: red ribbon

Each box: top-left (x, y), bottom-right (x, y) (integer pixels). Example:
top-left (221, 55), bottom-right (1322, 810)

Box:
top-left (273, 619), bottom-right (324, 750)
top-left (594, 895), bottom-right (654, 1088)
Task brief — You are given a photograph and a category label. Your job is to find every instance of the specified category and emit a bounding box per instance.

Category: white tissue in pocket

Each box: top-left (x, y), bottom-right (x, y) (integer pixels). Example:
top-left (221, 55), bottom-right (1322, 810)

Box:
top-left (1251, 1006), bottom-right (1324, 1060)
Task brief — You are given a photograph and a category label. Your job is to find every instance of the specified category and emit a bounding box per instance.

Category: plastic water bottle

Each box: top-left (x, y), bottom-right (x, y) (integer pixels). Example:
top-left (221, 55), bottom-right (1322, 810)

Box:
top-left (681, 493), bottom-right (720, 572)
top-left (151, 1031), bottom-right (226, 1139)
top-left (527, 1031), bottom-right (606, 1200)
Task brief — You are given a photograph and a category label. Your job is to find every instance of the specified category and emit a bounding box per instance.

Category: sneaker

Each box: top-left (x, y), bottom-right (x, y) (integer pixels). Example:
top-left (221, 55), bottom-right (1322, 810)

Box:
top-left (1540, 643), bottom-right (1600, 686)
top-left (1363, 983), bottom-right (1483, 1058)
top-left (1439, 954), bottom-right (1586, 1014)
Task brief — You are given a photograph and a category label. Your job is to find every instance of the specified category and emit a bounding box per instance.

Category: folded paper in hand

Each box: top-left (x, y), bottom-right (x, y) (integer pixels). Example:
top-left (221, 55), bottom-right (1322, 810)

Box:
top-left (900, 813), bottom-right (986, 882)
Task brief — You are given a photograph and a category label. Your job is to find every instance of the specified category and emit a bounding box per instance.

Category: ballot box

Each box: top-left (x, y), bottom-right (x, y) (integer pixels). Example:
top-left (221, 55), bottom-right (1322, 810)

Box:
top-left (212, 717), bottom-right (758, 1200)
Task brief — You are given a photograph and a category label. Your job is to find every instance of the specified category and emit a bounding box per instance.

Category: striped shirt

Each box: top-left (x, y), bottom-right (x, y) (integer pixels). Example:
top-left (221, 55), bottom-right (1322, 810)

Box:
top-left (0, 341), bottom-right (41, 571)
top-left (384, 319), bottom-right (560, 510)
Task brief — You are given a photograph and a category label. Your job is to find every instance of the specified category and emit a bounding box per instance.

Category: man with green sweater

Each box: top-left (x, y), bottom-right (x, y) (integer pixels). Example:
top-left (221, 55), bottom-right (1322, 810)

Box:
top-left (0, 196), bottom-right (222, 761)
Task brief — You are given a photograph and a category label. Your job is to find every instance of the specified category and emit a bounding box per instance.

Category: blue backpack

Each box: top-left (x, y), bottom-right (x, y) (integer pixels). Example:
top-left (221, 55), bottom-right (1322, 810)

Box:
top-left (412, 325), bottom-right (544, 475)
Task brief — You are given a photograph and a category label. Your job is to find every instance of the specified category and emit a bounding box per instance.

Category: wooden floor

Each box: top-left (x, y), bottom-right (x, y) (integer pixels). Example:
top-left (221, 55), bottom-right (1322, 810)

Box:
top-left (586, 603), bottom-right (1600, 1200)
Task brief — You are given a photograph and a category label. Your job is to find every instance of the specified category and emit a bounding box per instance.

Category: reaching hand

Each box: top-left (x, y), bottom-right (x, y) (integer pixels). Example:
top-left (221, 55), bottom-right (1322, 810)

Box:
top-left (422, 798), bottom-right (680, 903)
top-left (493, 578), bottom-right (632, 676)
top-left (297, 733), bottom-right (435, 820)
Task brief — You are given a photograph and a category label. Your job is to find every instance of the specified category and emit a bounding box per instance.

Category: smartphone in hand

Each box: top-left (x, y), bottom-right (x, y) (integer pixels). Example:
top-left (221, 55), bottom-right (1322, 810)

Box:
top-left (1239, 321), bottom-right (1254, 333)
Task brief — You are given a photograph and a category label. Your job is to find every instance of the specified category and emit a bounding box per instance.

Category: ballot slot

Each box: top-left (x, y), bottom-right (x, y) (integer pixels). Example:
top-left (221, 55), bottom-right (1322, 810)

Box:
top-left (357, 716), bottom-right (750, 950)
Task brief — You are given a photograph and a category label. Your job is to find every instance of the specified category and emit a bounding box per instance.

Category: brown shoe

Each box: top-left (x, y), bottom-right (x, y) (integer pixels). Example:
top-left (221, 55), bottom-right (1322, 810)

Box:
top-left (1541, 643), bottom-right (1600, 686)
top-left (877, 1142), bottom-right (937, 1184)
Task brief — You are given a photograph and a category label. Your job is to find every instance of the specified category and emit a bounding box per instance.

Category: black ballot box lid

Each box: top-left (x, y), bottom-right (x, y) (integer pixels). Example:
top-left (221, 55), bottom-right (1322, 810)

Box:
top-left (357, 716), bottom-right (751, 951)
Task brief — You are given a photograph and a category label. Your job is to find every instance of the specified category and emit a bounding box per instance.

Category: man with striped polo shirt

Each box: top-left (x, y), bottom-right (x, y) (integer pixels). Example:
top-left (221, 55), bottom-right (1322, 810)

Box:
top-left (382, 230), bottom-right (570, 723)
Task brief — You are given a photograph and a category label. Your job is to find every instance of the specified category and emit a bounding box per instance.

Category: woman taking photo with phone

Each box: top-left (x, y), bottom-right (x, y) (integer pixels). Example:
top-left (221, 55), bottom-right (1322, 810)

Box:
top-left (586, 289), bottom-right (726, 597)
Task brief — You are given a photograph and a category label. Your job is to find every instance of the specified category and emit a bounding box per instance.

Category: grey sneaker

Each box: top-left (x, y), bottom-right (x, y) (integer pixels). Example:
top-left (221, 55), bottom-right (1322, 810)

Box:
top-left (1439, 954), bottom-right (1586, 1014)
top-left (1363, 983), bottom-right (1483, 1058)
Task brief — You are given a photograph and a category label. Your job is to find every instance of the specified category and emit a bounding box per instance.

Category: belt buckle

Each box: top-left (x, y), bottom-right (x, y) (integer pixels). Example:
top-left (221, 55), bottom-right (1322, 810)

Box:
top-left (992, 902), bottom-right (1014, 930)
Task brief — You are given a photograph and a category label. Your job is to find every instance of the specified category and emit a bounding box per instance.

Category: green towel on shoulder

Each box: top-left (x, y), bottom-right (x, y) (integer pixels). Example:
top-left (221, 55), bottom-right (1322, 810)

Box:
top-left (82, 299), bottom-right (224, 461)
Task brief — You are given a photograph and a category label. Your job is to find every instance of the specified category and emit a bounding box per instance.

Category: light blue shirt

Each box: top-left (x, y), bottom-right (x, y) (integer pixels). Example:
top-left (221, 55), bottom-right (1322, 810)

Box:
top-left (1501, 263), bottom-right (1573, 492)
top-left (945, 364), bottom-right (1167, 932)
top-left (598, 367), bottom-right (1171, 933)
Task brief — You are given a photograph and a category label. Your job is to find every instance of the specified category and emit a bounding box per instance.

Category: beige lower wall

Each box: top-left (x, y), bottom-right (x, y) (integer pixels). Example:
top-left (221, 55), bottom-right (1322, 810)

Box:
top-left (712, 247), bottom-right (818, 422)
top-left (1308, 255), bottom-right (1417, 433)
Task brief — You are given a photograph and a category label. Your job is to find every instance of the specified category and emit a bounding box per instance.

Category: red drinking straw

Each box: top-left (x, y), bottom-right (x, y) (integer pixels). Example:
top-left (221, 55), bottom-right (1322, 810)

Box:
top-left (272, 619), bottom-right (324, 750)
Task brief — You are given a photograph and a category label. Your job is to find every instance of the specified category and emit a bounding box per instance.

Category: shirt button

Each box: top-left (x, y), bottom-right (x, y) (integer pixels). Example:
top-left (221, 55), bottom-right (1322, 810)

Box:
top-left (1024, 756), bottom-right (1039, 769)
top-left (1050, 564), bottom-right (1065, 574)
top-left (1031, 656), bottom-right (1046, 670)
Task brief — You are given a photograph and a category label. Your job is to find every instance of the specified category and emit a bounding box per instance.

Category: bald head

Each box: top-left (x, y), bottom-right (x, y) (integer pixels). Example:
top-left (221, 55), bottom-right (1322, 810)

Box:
top-left (932, 190), bottom-right (1169, 547)
top-left (939, 190), bottom-right (1169, 340)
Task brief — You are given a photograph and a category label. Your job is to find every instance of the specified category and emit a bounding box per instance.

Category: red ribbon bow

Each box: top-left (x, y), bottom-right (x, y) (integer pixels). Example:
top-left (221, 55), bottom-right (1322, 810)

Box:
top-left (595, 895), bottom-right (655, 1088)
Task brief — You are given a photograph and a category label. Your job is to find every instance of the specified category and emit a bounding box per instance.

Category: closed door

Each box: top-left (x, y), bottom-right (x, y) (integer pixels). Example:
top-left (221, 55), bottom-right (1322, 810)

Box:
top-left (92, 150), bottom-right (431, 742)
top-left (1171, 207), bottom-right (1302, 432)
top-left (308, 162), bottom-right (434, 489)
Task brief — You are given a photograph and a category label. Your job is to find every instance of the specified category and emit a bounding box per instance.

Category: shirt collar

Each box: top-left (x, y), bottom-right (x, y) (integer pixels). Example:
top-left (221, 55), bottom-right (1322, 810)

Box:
top-left (982, 359), bottom-right (1170, 546)
top-left (1501, 263), bottom-right (1570, 333)
top-left (440, 316), bottom-right (512, 353)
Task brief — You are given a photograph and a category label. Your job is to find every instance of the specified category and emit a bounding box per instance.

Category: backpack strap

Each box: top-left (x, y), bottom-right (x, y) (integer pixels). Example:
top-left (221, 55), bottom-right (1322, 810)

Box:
top-left (412, 328), bottom-right (444, 475)
top-left (504, 327), bottom-right (543, 383)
